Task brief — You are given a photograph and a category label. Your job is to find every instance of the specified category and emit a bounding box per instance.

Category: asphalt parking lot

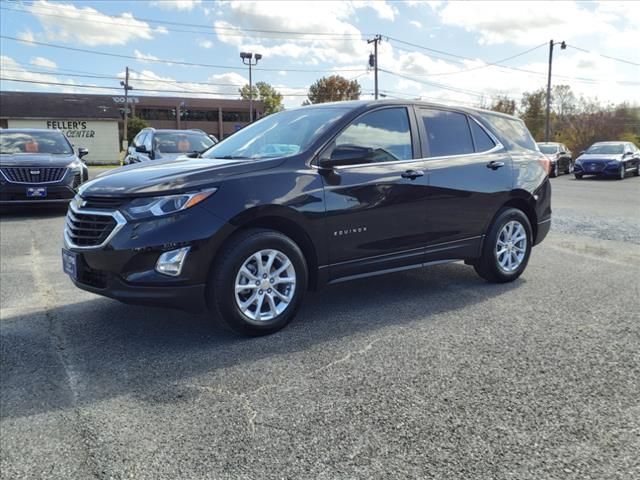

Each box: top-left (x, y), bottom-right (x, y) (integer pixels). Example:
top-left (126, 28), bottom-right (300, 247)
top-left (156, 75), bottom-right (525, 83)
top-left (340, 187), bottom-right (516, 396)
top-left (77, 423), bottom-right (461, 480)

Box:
top-left (1, 172), bottom-right (639, 480)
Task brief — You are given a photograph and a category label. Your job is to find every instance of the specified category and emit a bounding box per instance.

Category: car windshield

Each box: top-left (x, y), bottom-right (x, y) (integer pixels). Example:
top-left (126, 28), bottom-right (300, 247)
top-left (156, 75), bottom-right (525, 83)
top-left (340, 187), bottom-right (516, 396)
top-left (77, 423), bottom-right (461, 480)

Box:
top-left (0, 131), bottom-right (73, 155)
top-left (154, 131), bottom-right (215, 154)
top-left (202, 107), bottom-right (349, 160)
top-left (586, 144), bottom-right (624, 154)
top-left (538, 145), bottom-right (558, 154)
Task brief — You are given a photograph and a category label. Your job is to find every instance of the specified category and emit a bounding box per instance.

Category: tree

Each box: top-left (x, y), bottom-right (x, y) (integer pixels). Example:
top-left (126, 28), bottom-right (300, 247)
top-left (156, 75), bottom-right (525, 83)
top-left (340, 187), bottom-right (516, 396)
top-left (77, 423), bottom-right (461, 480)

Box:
top-left (307, 75), bottom-right (361, 104)
top-left (239, 81), bottom-right (283, 115)
top-left (488, 95), bottom-right (516, 115)
top-left (552, 84), bottom-right (576, 118)
top-left (126, 116), bottom-right (148, 143)
top-left (519, 89), bottom-right (547, 140)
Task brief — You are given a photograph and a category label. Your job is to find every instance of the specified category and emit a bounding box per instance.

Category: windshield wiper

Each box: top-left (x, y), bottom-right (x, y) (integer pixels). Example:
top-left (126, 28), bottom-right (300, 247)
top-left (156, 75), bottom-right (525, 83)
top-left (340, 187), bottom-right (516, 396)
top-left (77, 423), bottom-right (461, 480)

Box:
top-left (210, 155), bottom-right (250, 160)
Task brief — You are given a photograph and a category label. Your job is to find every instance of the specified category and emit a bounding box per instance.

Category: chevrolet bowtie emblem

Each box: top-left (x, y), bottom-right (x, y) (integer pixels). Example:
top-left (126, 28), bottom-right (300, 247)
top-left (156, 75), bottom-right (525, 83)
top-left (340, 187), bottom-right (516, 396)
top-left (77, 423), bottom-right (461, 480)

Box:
top-left (30, 170), bottom-right (40, 175)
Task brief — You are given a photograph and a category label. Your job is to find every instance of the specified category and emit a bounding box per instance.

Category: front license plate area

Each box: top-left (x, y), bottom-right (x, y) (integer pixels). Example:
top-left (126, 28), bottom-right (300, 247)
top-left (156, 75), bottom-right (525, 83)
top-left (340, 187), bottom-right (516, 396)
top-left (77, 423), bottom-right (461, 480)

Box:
top-left (27, 187), bottom-right (47, 198)
top-left (62, 249), bottom-right (78, 280)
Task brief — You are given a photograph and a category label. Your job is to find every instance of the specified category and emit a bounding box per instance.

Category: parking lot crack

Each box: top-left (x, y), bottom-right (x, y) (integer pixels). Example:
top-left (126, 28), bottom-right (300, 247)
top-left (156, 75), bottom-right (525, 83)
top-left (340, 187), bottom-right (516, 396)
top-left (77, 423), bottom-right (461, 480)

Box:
top-left (30, 237), bottom-right (106, 480)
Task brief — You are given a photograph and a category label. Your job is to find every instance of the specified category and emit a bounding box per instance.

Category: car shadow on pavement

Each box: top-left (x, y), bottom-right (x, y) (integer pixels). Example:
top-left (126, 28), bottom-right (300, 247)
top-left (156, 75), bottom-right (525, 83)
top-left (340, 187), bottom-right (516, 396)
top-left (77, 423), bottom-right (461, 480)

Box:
top-left (1, 263), bottom-right (523, 420)
top-left (0, 205), bottom-right (68, 219)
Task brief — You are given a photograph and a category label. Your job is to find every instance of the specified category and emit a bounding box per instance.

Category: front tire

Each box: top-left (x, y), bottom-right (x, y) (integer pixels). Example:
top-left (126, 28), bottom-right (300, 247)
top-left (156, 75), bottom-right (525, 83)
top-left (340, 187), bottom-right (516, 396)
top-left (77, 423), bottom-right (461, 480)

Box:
top-left (474, 208), bottom-right (533, 283)
top-left (550, 162), bottom-right (559, 178)
top-left (208, 229), bottom-right (308, 336)
top-left (618, 164), bottom-right (625, 180)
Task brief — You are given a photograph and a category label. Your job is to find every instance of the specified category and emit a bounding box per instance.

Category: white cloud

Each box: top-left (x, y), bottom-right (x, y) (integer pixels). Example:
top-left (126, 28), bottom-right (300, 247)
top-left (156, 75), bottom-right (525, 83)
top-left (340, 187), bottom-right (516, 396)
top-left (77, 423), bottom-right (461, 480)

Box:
top-left (409, 20), bottom-right (422, 28)
top-left (30, 57), bottom-right (57, 69)
top-left (436, 1), bottom-right (617, 45)
top-left (198, 39), bottom-right (214, 49)
top-left (28, 0), bottom-right (158, 46)
top-left (213, 1), bottom-right (370, 65)
top-left (17, 30), bottom-right (36, 46)
top-left (133, 50), bottom-right (160, 62)
top-left (150, 0), bottom-right (202, 11)
top-left (351, 1), bottom-right (398, 21)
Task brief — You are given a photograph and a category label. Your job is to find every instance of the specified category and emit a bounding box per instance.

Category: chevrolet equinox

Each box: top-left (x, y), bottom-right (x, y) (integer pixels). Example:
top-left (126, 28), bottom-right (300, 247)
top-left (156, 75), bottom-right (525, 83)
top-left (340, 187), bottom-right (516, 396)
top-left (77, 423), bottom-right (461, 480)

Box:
top-left (63, 101), bottom-right (551, 335)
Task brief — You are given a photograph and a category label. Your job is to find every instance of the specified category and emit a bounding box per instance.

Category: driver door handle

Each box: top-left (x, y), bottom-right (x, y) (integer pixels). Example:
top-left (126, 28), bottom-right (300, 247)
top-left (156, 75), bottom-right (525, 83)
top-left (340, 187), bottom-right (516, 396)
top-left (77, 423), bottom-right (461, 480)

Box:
top-left (401, 169), bottom-right (425, 180)
top-left (487, 161), bottom-right (505, 170)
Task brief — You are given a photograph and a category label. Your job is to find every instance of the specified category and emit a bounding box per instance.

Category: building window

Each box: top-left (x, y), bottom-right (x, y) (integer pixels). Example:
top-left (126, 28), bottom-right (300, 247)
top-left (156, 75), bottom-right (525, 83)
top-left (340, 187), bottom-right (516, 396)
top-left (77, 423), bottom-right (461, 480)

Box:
top-left (136, 108), bottom-right (176, 121)
top-left (222, 111), bottom-right (250, 122)
top-left (180, 109), bottom-right (218, 122)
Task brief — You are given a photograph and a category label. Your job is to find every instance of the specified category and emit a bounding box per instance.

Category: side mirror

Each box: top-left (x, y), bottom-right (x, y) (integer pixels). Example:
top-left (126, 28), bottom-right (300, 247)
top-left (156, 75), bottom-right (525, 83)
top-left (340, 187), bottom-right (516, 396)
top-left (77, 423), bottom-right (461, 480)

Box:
top-left (135, 145), bottom-right (148, 154)
top-left (78, 147), bottom-right (89, 159)
top-left (559, 151), bottom-right (567, 155)
top-left (319, 145), bottom-right (374, 169)
top-left (623, 151), bottom-right (632, 157)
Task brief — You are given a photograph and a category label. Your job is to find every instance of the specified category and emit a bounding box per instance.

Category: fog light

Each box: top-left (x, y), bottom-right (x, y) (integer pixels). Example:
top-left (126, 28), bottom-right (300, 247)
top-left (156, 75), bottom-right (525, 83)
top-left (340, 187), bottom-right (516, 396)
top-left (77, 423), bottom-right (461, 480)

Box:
top-left (155, 247), bottom-right (190, 277)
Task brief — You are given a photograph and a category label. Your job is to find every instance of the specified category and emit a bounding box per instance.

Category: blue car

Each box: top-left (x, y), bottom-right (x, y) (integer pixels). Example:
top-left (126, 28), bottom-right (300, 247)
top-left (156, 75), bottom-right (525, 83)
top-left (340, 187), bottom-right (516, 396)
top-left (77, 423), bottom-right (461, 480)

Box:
top-left (574, 141), bottom-right (640, 180)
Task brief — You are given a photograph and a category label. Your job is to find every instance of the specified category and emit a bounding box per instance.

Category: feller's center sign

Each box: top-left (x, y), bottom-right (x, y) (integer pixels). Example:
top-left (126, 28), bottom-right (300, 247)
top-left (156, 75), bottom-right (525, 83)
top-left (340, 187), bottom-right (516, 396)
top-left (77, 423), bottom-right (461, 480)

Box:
top-left (46, 120), bottom-right (95, 138)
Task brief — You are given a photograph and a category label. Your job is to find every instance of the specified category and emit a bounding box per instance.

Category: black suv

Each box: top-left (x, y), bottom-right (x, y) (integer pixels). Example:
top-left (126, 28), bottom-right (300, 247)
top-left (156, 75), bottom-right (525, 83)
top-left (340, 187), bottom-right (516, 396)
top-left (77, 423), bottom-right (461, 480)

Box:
top-left (1, 129), bottom-right (89, 205)
top-left (124, 128), bottom-right (216, 164)
top-left (63, 101), bottom-right (551, 335)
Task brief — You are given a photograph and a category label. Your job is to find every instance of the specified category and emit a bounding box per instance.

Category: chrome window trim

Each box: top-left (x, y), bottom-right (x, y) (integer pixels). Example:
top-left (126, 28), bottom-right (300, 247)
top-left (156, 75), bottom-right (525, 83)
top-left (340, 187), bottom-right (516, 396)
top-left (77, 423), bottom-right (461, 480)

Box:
top-left (0, 167), bottom-right (70, 185)
top-left (310, 112), bottom-right (504, 171)
top-left (64, 202), bottom-right (127, 250)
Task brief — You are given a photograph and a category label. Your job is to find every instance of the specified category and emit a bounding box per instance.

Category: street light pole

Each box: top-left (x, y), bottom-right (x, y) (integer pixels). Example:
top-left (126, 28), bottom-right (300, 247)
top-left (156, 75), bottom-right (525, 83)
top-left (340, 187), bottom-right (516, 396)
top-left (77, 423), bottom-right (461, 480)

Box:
top-left (120, 66), bottom-right (133, 152)
top-left (545, 39), bottom-right (566, 142)
top-left (240, 52), bottom-right (262, 122)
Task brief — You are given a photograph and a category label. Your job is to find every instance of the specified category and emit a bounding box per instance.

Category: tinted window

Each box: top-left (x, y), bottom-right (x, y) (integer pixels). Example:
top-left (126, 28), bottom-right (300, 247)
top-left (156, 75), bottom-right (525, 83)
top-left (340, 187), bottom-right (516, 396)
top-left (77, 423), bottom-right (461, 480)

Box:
top-left (470, 119), bottom-right (496, 152)
top-left (484, 115), bottom-right (537, 150)
top-left (421, 109), bottom-right (474, 157)
top-left (586, 143), bottom-right (624, 154)
top-left (538, 144), bottom-right (558, 154)
top-left (0, 130), bottom-right (73, 155)
top-left (154, 132), bottom-right (214, 153)
top-left (336, 108), bottom-right (413, 162)
top-left (143, 132), bottom-right (153, 151)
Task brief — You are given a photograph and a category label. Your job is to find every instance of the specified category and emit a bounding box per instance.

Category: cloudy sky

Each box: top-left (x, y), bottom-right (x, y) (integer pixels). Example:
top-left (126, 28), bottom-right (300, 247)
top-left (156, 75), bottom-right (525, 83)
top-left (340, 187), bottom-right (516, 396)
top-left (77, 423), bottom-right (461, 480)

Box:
top-left (1, 0), bottom-right (638, 109)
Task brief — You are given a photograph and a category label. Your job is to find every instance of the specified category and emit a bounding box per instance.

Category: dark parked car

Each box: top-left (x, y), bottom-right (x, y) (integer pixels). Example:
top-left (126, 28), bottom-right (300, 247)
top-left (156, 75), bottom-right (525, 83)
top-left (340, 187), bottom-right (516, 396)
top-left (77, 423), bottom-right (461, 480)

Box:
top-left (124, 128), bottom-right (216, 164)
top-left (0, 129), bottom-right (89, 205)
top-left (574, 141), bottom-right (640, 180)
top-left (62, 101), bottom-right (551, 335)
top-left (537, 142), bottom-right (573, 177)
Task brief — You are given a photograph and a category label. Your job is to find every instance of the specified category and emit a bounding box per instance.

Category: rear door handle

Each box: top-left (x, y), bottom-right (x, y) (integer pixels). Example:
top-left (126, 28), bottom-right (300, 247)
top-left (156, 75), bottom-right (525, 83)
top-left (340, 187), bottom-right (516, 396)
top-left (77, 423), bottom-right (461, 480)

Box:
top-left (487, 161), bottom-right (505, 170)
top-left (401, 169), bottom-right (424, 180)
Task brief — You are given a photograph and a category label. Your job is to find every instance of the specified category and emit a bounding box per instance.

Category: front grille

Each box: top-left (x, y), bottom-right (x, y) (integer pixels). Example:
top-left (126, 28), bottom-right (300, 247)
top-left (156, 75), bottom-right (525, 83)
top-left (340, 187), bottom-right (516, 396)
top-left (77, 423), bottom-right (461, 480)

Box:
top-left (1, 167), bottom-right (67, 183)
top-left (584, 162), bottom-right (605, 172)
top-left (66, 210), bottom-right (117, 247)
top-left (81, 196), bottom-right (127, 210)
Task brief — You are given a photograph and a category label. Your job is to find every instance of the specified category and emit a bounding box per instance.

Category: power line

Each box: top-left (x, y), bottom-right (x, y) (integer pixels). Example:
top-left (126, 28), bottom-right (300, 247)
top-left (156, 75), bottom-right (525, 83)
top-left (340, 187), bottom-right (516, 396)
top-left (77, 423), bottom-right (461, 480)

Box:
top-left (0, 77), bottom-right (312, 96)
top-left (0, 35), bottom-right (368, 73)
top-left (1, 3), bottom-right (370, 39)
top-left (566, 44), bottom-right (640, 67)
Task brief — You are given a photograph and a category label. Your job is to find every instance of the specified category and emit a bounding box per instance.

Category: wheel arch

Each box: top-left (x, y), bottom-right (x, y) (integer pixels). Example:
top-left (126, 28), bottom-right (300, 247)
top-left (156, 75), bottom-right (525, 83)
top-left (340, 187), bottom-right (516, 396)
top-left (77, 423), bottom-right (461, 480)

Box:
top-left (221, 206), bottom-right (322, 290)
top-left (500, 196), bottom-right (538, 242)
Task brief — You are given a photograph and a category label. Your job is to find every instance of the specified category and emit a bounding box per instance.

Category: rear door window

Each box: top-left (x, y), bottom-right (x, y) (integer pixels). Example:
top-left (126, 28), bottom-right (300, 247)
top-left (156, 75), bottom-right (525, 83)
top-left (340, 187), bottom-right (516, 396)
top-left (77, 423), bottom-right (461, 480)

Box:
top-left (420, 109), bottom-right (474, 157)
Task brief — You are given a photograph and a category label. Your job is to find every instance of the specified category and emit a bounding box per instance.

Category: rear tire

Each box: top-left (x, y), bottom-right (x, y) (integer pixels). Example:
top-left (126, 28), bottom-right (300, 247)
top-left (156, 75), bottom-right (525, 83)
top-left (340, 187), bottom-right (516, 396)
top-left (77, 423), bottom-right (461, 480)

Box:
top-left (208, 229), bottom-right (307, 336)
top-left (474, 208), bottom-right (533, 283)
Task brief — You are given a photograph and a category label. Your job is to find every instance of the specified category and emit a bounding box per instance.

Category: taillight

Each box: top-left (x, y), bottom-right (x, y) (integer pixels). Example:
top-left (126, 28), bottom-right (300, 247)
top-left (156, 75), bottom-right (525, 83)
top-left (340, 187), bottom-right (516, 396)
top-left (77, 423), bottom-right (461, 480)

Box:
top-left (538, 155), bottom-right (551, 175)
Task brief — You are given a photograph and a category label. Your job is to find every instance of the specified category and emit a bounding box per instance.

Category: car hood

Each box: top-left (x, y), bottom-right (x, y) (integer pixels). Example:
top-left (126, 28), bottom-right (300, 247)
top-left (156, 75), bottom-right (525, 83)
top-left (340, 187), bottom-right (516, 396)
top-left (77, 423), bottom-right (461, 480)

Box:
top-left (0, 153), bottom-right (76, 167)
top-left (577, 153), bottom-right (623, 162)
top-left (79, 156), bottom-right (285, 197)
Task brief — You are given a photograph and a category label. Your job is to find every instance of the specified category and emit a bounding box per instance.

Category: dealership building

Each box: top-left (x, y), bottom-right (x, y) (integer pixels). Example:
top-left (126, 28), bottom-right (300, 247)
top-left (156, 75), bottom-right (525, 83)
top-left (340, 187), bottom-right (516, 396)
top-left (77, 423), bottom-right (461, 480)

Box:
top-left (0, 91), bottom-right (263, 164)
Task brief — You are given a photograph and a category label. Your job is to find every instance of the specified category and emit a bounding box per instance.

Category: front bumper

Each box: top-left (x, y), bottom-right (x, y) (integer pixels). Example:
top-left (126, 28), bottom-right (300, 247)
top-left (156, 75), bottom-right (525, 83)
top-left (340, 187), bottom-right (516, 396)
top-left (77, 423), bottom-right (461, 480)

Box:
top-left (64, 203), bottom-right (232, 313)
top-left (574, 162), bottom-right (620, 176)
top-left (0, 169), bottom-right (82, 204)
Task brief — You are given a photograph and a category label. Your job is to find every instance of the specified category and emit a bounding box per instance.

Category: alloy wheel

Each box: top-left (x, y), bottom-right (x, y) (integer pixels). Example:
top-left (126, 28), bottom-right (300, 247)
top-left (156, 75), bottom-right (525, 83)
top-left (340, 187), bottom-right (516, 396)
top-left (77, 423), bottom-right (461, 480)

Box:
top-left (234, 249), bottom-right (297, 322)
top-left (495, 220), bottom-right (527, 273)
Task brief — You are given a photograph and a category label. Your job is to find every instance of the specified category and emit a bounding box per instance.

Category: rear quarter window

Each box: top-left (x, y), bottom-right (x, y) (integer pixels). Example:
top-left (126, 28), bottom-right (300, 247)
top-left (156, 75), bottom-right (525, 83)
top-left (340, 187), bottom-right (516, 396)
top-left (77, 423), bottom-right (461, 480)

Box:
top-left (482, 114), bottom-right (537, 151)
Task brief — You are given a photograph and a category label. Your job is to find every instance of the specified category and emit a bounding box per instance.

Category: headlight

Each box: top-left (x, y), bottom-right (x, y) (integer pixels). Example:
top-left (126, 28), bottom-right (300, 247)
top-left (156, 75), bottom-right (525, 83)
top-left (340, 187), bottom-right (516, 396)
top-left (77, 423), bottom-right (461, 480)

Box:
top-left (607, 160), bottom-right (620, 166)
top-left (67, 159), bottom-right (83, 169)
top-left (122, 188), bottom-right (217, 220)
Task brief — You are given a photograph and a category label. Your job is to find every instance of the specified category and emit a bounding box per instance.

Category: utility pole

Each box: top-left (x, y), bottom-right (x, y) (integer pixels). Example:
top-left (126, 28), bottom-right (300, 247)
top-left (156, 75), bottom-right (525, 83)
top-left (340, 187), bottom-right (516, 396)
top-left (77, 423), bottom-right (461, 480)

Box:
top-left (120, 66), bottom-right (133, 151)
top-left (545, 39), bottom-right (566, 142)
top-left (368, 34), bottom-right (381, 99)
top-left (240, 52), bottom-right (262, 122)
